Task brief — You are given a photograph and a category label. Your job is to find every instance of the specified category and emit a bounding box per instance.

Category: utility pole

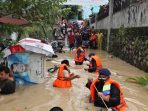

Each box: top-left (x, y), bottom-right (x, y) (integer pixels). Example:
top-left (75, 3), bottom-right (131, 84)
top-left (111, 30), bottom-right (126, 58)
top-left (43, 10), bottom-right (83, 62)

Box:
top-left (95, 13), bottom-right (97, 30)
top-left (107, 0), bottom-right (114, 52)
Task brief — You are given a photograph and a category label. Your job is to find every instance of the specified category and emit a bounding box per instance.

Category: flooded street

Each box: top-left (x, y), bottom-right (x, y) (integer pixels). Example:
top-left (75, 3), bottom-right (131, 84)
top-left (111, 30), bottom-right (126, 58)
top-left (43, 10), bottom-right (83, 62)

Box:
top-left (0, 49), bottom-right (148, 111)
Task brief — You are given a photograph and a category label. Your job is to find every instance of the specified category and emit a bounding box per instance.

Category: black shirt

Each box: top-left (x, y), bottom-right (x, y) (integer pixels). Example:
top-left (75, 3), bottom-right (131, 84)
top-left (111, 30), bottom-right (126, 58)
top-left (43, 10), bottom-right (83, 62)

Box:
top-left (94, 81), bottom-right (120, 107)
top-left (88, 59), bottom-right (97, 72)
top-left (77, 48), bottom-right (85, 60)
top-left (86, 80), bottom-right (120, 108)
top-left (0, 79), bottom-right (15, 95)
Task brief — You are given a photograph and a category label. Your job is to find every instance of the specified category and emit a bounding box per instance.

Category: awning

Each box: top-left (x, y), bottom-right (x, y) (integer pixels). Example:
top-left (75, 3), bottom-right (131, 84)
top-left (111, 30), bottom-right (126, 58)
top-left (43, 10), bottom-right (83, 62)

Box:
top-left (0, 17), bottom-right (28, 26)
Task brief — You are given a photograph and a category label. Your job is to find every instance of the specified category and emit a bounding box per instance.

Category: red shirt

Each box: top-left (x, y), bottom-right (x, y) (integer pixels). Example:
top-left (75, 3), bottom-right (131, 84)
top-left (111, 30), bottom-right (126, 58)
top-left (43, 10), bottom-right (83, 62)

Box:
top-left (90, 34), bottom-right (97, 41)
top-left (68, 33), bottom-right (75, 44)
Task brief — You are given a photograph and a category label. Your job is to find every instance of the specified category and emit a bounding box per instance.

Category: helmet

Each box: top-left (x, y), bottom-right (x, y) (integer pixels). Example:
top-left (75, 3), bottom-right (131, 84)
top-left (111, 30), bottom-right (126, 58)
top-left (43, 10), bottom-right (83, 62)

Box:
top-left (88, 52), bottom-right (95, 57)
top-left (99, 68), bottom-right (111, 76)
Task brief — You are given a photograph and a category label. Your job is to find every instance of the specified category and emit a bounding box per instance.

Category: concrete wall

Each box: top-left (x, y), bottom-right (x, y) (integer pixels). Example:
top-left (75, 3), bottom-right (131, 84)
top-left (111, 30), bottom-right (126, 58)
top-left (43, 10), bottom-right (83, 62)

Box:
top-left (98, 27), bottom-right (148, 72)
top-left (95, 1), bottom-right (148, 29)
top-left (93, 1), bottom-right (148, 72)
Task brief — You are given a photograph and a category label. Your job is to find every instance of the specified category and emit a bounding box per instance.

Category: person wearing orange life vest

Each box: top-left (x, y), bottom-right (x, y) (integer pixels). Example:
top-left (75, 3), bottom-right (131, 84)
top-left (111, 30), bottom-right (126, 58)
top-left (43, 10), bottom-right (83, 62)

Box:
top-left (74, 44), bottom-right (86, 65)
top-left (86, 68), bottom-right (127, 111)
top-left (53, 60), bottom-right (80, 88)
top-left (84, 52), bottom-right (102, 73)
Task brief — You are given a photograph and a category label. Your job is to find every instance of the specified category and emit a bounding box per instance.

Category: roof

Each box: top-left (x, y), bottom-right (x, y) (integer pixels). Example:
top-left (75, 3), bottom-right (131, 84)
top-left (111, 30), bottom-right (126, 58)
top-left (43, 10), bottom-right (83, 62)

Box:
top-left (0, 17), bottom-right (28, 26)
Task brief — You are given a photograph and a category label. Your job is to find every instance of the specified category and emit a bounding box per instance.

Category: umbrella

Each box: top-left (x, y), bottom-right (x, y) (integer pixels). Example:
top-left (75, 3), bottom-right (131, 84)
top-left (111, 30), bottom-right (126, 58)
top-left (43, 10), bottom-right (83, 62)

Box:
top-left (19, 38), bottom-right (54, 56)
top-left (3, 38), bottom-right (54, 57)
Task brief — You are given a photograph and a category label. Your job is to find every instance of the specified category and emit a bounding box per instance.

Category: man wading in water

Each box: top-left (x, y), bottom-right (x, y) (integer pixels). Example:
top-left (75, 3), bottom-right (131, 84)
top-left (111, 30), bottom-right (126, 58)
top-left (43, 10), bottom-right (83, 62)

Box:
top-left (86, 68), bottom-right (127, 111)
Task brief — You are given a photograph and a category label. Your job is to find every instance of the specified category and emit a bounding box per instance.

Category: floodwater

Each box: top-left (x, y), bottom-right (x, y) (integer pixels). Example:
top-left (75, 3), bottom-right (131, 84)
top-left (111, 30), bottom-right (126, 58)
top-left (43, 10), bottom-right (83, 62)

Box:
top-left (0, 48), bottom-right (148, 111)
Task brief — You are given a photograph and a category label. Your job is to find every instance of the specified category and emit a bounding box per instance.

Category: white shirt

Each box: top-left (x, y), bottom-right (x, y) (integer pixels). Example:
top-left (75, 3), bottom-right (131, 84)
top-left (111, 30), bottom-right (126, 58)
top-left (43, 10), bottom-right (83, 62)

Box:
top-left (62, 70), bottom-right (70, 77)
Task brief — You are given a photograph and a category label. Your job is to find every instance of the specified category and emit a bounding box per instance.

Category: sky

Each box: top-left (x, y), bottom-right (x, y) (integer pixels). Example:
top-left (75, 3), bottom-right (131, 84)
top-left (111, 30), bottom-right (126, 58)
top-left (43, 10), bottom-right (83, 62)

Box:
top-left (63, 0), bottom-right (109, 19)
top-left (82, 0), bottom-right (109, 19)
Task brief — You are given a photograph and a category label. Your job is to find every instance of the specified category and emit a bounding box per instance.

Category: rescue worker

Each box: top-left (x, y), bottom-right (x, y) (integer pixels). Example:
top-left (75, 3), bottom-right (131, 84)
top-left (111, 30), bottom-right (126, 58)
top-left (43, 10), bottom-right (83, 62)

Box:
top-left (53, 60), bottom-right (80, 88)
top-left (86, 68), bottom-right (127, 111)
top-left (84, 52), bottom-right (102, 73)
top-left (74, 44), bottom-right (86, 65)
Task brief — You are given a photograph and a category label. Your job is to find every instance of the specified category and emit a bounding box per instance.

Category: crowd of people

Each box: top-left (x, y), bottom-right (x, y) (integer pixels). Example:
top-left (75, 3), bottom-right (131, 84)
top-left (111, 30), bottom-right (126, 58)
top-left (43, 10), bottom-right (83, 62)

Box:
top-left (53, 50), bottom-right (127, 110)
top-left (0, 46), bottom-right (127, 111)
top-left (51, 21), bottom-right (127, 110)
top-left (53, 18), bottom-right (103, 52)
top-left (0, 17), bottom-right (128, 111)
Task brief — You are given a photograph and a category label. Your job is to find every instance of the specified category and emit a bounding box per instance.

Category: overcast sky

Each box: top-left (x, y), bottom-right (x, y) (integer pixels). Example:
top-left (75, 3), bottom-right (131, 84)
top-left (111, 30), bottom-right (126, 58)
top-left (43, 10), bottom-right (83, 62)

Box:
top-left (64, 0), bottom-right (108, 5)
top-left (63, 0), bottom-right (109, 19)
top-left (82, 0), bottom-right (109, 19)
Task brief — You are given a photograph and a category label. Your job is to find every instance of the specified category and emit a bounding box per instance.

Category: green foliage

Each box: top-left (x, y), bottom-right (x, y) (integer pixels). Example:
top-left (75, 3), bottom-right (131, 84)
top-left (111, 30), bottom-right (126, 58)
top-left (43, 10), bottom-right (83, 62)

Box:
top-left (0, 0), bottom-right (68, 39)
top-left (97, 26), bottom-right (148, 72)
top-left (63, 5), bottom-right (81, 19)
top-left (127, 75), bottom-right (148, 86)
top-left (0, 37), bottom-right (15, 58)
top-left (0, 52), bottom-right (4, 58)
top-left (0, 37), bottom-right (17, 47)
top-left (62, 8), bottom-right (72, 17)
top-left (118, 25), bottom-right (125, 38)
top-left (24, 26), bottom-right (42, 37)
top-left (0, 23), bottom-right (24, 35)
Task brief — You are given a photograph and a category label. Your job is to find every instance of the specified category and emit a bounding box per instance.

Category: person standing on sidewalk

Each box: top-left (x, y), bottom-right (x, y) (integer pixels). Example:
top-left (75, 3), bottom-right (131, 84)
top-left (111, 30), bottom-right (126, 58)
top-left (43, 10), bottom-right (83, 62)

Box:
top-left (68, 30), bottom-right (75, 51)
top-left (97, 31), bottom-right (103, 51)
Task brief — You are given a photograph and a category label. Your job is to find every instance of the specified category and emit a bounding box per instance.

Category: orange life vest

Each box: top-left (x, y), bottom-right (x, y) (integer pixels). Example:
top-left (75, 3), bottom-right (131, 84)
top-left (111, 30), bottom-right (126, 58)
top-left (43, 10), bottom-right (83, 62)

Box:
top-left (53, 64), bottom-right (72, 88)
top-left (90, 78), bottom-right (127, 111)
top-left (74, 47), bottom-right (86, 62)
top-left (89, 56), bottom-right (102, 73)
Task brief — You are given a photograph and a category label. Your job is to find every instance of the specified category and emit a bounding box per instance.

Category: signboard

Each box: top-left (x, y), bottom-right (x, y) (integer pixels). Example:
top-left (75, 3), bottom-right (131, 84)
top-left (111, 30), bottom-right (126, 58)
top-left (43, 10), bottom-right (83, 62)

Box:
top-left (8, 53), bottom-right (46, 84)
top-left (64, 0), bottom-right (108, 5)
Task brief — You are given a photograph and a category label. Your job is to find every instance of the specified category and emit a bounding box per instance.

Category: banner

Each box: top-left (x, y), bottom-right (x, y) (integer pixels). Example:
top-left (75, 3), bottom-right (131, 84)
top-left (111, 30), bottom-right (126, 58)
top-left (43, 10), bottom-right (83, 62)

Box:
top-left (64, 0), bottom-right (108, 5)
top-left (8, 53), bottom-right (46, 84)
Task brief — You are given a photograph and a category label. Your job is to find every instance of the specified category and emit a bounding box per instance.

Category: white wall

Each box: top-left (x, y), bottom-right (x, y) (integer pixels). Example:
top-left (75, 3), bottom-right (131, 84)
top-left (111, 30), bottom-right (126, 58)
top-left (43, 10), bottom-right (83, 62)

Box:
top-left (29, 53), bottom-right (47, 83)
top-left (95, 1), bottom-right (148, 29)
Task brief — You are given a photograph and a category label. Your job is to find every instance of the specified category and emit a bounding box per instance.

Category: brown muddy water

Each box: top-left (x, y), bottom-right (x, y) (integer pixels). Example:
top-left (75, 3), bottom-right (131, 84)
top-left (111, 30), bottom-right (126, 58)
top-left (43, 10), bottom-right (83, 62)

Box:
top-left (0, 48), bottom-right (148, 111)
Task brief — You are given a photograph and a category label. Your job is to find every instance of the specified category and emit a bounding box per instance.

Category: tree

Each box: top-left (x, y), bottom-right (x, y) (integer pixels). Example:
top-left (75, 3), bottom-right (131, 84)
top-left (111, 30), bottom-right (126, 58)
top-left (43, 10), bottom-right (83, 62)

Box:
top-left (0, 0), bottom-right (69, 39)
top-left (62, 5), bottom-right (82, 20)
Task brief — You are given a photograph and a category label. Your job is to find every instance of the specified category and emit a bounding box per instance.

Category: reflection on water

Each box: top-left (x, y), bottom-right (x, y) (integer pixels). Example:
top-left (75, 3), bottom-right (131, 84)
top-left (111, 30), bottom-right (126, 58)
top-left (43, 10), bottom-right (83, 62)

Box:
top-left (0, 96), bottom-right (4, 102)
top-left (0, 50), bottom-right (148, 111)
